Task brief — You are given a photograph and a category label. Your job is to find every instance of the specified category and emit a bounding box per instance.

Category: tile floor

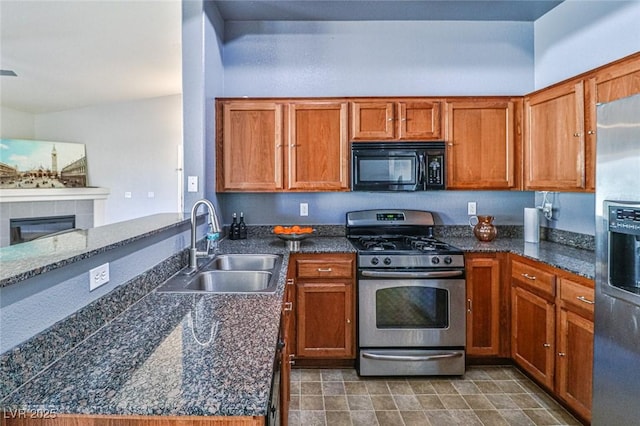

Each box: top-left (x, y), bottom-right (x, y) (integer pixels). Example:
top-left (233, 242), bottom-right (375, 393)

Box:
top-left (287, 366), bottom-right (582, 426)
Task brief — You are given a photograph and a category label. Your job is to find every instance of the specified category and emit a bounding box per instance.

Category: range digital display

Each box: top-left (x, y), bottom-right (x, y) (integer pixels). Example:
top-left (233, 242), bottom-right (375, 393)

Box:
top-left (376, 213), bottom-right (405, 221)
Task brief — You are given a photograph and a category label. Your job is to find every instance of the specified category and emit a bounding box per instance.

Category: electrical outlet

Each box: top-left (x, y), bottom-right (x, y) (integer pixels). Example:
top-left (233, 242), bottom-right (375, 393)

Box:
top-left (124, 191), bottom-right (132, 199)
top-left (300, 202), bottom-right (309, 216)
top-left (543, 202), bottom-right (553, 219)
top-left (468, 202), bottom-right (477, 215)
top-left (147, 191), bottom-right (155, 198)
top-left (89, 263), bottom-right (110, 291)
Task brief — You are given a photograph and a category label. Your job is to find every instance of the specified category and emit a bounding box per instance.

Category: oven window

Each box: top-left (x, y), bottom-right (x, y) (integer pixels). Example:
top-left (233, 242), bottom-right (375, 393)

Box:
top-left (375, 286), bottom-right (448, 329)
top-left (358, 157), bottom-right (415, 183)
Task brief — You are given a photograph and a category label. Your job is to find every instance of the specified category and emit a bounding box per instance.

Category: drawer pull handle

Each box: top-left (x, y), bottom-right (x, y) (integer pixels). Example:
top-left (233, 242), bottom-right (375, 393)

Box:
top-left (558, 352), bottom-right (566, 357)
top-left (543, 343), bottom-right (551, 348)
top-left (317, 268), bottom-right (333, 272)
top-left (577, 296), bottom-right (595, 305)
top-left (467, 299), bottom-right (472, 313)
top-left (521, 273), bottom-right (537, 280)
top-left (286, 278), bottom-right (294, 285)
top-left (283, 302), bottom-right (293, 311)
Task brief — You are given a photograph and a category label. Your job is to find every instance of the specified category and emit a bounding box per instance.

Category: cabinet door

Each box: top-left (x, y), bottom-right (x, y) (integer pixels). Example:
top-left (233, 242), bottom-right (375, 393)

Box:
top-left (446, 100), bottom-right (517, 189)
top-left (351, 101), bottom-right (395, 140)
top-left (524, 81), bottom-right (586, 191)
top-left (466, 255), bottom-right (501, 356)
top-left (557, 307), bottom-right (593, 421)
top-left (511, 286), bottom-right (555, 389)
top-left (287, 102), bottom-right (349, 190)
top-left (296, 281), bottom-right (354, 358)
top-left (218, 101), bottom-right (284, 191)
top-left (585, 54), bottom-right (640, 191)
top-left (280, 279), bottom-right (295, 426)
top-left (398, 101), bottom-right (442, 140)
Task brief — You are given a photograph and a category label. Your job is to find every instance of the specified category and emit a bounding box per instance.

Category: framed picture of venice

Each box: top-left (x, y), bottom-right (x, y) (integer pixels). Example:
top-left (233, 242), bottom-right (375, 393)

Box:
top-left (0, 139), bottom-right (88, 189)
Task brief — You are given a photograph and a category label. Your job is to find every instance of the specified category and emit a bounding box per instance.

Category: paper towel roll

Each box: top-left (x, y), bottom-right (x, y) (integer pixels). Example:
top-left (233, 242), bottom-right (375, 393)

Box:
top-left (524, 207), bottom-right (540, 243)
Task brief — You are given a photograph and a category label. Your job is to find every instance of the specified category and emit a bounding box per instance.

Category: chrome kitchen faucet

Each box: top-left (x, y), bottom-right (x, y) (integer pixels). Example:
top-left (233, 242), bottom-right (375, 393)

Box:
top-left (189, 199), bottom-right (221, 271)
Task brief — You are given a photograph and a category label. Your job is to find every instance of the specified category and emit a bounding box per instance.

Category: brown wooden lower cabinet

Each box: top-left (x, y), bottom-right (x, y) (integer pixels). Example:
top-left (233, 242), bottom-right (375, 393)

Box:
top-left (0, 415), bottom-right (263, 426)
top-left (511, 285), bottom-right (556, 389)
top-left (465, 253), bottom-right (508, 357)
top-left (289, 253), bottom-right (356, 361)
top-left (509, 255), bottom-right (594, 424)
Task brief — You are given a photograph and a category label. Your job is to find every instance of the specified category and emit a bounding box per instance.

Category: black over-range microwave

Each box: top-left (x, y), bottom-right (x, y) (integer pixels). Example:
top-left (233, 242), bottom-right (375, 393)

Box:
top-left (351, 142), bottom-right (446, 191)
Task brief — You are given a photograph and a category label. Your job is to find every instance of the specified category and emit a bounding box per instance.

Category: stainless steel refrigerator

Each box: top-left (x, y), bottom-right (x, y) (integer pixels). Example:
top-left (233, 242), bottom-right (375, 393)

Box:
top-left (593, 93), bottom-right (640, 424)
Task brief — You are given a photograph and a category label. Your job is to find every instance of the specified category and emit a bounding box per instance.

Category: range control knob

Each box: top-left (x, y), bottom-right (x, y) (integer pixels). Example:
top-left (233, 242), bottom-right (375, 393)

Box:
top-left (370, 257), bottom-right (379, 265)
top-left (444, 256), bottom-right (453, 265)
top-left (383, 257), bottom-right (392, 265)
top-left (431, 256), bottom-right (440, 265)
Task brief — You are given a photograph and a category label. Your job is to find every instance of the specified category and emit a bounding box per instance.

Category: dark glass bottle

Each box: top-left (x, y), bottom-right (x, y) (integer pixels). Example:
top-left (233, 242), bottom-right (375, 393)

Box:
top-left (239, 212), bottom-right (248, 239)
top-left (230, 212), bottom-right (240, 240)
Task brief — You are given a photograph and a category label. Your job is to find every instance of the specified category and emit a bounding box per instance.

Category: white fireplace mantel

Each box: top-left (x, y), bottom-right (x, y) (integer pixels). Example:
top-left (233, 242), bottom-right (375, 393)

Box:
top-left (0, 187), bottom-right (110, 227)
top-left (0, 187), bottom-right (110, 203)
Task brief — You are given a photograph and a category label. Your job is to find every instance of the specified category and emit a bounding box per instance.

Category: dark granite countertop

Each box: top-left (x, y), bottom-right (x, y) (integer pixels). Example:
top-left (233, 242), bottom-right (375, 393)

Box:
top-left (0, 232), bottom-right (593, 417)
top-left (0, 236), bottom-right (354, 417)
top-left (0, 213), bottom-right (192, 288)
top-left (444, 236), bottom-right (595, 280)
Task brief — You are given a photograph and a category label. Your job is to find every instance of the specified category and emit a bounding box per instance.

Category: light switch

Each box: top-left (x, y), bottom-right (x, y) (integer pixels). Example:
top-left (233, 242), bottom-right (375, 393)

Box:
top-left (187, 176), bottom-right (198, 192)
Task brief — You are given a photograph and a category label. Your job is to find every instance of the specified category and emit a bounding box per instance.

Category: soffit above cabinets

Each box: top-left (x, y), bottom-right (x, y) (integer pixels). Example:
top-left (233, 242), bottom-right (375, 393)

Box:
top-left (212, 0), bottom-right (564, 22)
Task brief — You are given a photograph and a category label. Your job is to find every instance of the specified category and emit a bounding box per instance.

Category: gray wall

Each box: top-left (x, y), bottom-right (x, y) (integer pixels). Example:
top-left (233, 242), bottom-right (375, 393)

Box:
top-left (220, 191), bottom-right (534, 227)
top-left (214, 19), bottom-right (538, 229)
top-left (206, 4), bottom-right (640, 236)
top-left (533, 0), bottom-right (640, 236)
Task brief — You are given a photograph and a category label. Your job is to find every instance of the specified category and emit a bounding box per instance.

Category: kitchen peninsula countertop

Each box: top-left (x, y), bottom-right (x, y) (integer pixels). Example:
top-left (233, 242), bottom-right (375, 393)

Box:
top-left (0, 213), bottom-right (193, 288)
top-left (1, 232), bottom-right (592, 417)
top-left (0, 236), bottom-right (353, 417)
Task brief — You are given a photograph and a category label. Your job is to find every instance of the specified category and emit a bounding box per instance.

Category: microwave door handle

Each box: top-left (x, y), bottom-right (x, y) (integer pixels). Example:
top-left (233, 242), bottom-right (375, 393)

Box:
top-left (418, 154), bottom-right (425, 188)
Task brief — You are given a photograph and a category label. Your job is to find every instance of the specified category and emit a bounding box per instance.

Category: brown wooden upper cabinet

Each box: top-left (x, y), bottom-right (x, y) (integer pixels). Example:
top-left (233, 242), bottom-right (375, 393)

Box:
top-left (524, 80), bottom-right (587, 191)
top-left (446, 99), bottom-right (521, 190)
top-left (524, 52), bottom-right (640, 192)
top-left (216, 99), bottom-right (349, 192)
top-left (351, 99), bottom-right (443, 141)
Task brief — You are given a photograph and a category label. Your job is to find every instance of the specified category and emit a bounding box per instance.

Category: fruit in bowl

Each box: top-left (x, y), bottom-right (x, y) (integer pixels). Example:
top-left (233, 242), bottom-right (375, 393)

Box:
top-left (273, 225), bottom-right (314, 235)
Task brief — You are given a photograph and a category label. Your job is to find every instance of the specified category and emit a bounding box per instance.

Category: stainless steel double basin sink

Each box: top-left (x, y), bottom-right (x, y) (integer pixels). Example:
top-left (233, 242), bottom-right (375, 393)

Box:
top-left (157, 254), bottom-right (282, 294)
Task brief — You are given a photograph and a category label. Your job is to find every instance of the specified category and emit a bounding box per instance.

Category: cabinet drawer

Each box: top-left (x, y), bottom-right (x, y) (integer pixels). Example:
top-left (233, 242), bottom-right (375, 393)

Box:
top-left (296, 257), bottom-right (354, 279)
top-left (560, 278), bottom-right (595, 314)
top-left (511, 260), bottom-right (556, 297)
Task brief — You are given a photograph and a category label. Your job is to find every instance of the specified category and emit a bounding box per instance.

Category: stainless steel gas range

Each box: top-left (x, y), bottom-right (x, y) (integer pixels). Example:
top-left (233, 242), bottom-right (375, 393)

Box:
top-left (346, 209), bottom-right (466, 376)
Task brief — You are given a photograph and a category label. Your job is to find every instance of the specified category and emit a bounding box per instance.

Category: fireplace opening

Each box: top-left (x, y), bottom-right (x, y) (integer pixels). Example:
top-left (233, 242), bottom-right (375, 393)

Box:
top-left (10, 215), bottom-right (76, 245)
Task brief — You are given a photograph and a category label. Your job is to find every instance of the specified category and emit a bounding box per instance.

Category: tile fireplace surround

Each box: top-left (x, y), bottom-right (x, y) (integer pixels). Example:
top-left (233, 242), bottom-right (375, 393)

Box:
top-left (0, 188), bottom-right (109, 247)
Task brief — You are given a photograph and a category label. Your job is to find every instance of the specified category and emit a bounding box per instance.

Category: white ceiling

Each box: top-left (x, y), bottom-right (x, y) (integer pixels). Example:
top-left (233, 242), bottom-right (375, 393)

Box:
top-left (0, 0), bottom-right (563, 115)
top-left (0, 0), bottom-right (182, 114)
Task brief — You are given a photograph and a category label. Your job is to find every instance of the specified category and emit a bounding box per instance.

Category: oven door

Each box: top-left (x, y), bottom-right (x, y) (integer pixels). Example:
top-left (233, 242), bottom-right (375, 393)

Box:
top-left (358, 275), bottom-right (466, 348)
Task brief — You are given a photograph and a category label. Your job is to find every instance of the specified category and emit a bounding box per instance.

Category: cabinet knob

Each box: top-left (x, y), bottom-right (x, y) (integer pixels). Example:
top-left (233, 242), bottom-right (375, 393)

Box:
top-left (347, 318), bottom-right (351, 324)
top-left (558, 352), bottom-right (566, 357)
top-left (387, 117), bottom-right (394, 121)
top-left (587, 130), bottom-right (595, 135)
top-left (573, 132), bottom-right (581, 137)
top-left (543, 343), bottom-right (551, 348)
top-left (401, 118), bottom-right (407, 121)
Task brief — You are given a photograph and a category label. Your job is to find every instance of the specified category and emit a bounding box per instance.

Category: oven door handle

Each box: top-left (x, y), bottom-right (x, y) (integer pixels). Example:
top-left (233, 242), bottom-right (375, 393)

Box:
top-left (360, 270), bottom-right (464, 279)
top-left (361, 351), bottom-right (463, 362)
